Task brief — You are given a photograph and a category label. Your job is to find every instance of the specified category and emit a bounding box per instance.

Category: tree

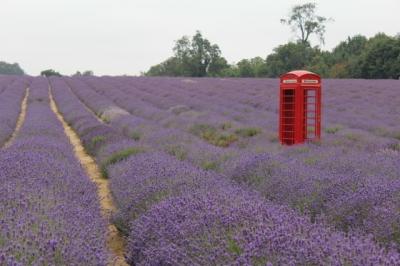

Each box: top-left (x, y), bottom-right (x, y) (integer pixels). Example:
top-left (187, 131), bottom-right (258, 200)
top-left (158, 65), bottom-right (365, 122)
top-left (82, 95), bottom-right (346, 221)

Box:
top-left (146, 31), bottom-right (229, 77)
top-left (0, 61), bottom-right (25, 75)
top-left (82, 70), bottom-right (94, 76)
top-left (359, 33), bottom-right (400, 79)
top-left (236, 57), bottom-right (268, 77)
top-left (237, 59), bottom-right (254, 77)
top-left (219, 65), bottom-right (240, 77)
top-left (329, 35), bottom-right (368, 78)
top-left (281, 3), bottom-right (332, 45)
top-left (307, 51), bottom-right (333, 77)
top-left (332, 35), bottom-right (367, 61)
top-left (146, 57), bottom-right (182, 76)
top-left (265, 42), bottom-right (318, 77)
top-left (73, 70), bottom-right (94, 76)
top-left (41, 69), bottom-right (62, 77)
top-left (207, 56), bottom-right (229, 77)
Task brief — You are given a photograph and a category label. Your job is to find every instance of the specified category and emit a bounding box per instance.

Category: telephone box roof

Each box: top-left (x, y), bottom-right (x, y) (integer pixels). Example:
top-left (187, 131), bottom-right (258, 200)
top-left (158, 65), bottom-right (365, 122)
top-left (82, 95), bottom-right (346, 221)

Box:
top-left (280, 70), bottom-right (320, 79)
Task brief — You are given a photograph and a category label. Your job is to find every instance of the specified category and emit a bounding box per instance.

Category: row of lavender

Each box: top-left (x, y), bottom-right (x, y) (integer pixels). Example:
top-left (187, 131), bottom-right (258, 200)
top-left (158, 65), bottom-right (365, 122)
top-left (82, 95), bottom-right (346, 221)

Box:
top-left (87, 76), bottom-right (400, 137)
top-left (66, 75), bottom-right (400, 248)
top-left (78, 76), bottom-right (399, 157)
top-left (0, 76), bottom-right (30, 146)
top-left (0, 77), bottom-right (109, 265)
top-left (49, 76), bottom-right (400, 264)
top-left (0, 75), bottom-right (16, 95)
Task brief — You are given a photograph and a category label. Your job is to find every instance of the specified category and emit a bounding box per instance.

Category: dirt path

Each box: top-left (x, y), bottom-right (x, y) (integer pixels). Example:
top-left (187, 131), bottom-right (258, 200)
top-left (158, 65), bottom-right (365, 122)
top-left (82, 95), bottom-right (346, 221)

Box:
top-left (49, 89), bottom-right (128, 266)
top-left (3, 88), bottom-right (29, 148)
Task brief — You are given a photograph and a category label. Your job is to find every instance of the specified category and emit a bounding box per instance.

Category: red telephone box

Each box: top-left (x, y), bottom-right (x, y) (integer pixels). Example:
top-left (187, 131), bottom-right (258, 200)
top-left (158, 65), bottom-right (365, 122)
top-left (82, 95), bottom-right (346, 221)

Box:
top-left (279, 70), bottom-right (321, 145)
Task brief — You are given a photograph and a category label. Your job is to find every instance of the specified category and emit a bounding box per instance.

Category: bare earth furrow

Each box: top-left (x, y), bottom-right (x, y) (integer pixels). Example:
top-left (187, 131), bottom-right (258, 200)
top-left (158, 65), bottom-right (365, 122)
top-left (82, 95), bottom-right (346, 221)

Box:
top-left (49, 89), bottom-right (127, 266)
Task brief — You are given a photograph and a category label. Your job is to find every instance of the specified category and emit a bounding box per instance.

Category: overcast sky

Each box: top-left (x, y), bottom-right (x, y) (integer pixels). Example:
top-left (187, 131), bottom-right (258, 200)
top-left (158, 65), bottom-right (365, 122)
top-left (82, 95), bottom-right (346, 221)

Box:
top-left (1, 0), bottom-right (399, 76)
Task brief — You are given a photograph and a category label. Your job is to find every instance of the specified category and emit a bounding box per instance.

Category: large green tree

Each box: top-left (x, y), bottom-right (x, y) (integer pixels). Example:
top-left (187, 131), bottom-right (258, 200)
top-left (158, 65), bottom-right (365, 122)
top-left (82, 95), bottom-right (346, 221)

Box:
top-left (281, 3), bottom-right (332, 45)
top-left (358, 33), bottom-right (400, 79)
top-left (265, 42), bottom-right (318, 77)
top-left (329, 35), bottom-right (368, 78)
top-left (236, 57), bottom-right (268, 77)
top-left (41, 69), bottom-right (62, 77)
top-left (146, 31), bottom-right (229, 77)
top-left (146, 57), bottom-right (182, 76)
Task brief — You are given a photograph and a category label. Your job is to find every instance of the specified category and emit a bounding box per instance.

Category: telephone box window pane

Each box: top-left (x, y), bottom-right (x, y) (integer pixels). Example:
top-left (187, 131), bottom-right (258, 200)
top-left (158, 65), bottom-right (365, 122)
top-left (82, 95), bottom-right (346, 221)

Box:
top-left (307, 118), bottom-right (315, 124)
top-left (306, 90), bottom-right (316, 96)
top-left (307, 97), bottom-right (316, 103)
top-left (307, 104), bottom-right (316, 111)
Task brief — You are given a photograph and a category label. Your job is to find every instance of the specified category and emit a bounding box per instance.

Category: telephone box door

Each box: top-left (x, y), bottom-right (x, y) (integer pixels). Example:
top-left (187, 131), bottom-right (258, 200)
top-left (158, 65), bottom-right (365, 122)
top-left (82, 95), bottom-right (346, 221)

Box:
top-left (280, 88), bottom-right (296, 145)
top-left (304, 89), bottom-right (317, 140)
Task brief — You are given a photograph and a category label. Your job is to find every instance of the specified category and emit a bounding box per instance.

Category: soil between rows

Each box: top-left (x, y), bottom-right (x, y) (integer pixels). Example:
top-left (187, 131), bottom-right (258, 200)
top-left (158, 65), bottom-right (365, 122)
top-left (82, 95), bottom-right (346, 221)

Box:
top-left (49, 89), bottom-right (128, 266)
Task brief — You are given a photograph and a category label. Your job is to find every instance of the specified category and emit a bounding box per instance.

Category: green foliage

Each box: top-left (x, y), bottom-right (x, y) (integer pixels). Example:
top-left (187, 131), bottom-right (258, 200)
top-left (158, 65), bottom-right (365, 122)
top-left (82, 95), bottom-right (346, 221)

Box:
top-left (146, 57), bottom-right (182, 77)
top-left (235, 127), bottom-right (262, 137)
top-left (101, 147), bottom-right (144, 178)
top-left (265, 33), bottom-right (400, 79)
top-left (101, 116), bottom-right (111, 123)
top-left (82, 70), bottom-right (94, 76)
top-left (227, 237), bottom-right (242, 255)
top-left (213, 134), bottom-right (238, 147)
top-left (190, 123), bottom-right (216, 136)
top-left (0, 61), bottom-right (25, 75)
top-left (73, 70), bottom-right (94, 76)
top-left (252, 257), bottom-right (270, 266)
top-left (236, 57), bottom-right (268, 77)
top-left (359, 33), bottom-right (400, 79)
top-left (219, 65), bottom-right (240, 77)
top-left (304, 157), bottom-right (318, 165)
top-left (88, 136), bottom-right (106, 152)
top-left (104, 147), bottom-right (144, 166)
top-left (345, 133), bottom-right (361, 142)
top-left (130, 131), bottom-right (142, 141)
top-left (146, 31), bottom-right (229, 77)
top-left (41, 69), bottom-right (62, 77)
top-left (166, 145), bottom-right (187, 161)
top-left (220, 122), bottom-right (232, 130)
top-left (91, 136), bottom-right (106, 146)
top-left (265, 42), bottom-right (318, 77)
top-left (190, 123), bottom-right (238, 147)
top-left (324, 126), bottom-right (341, 134)
top-left (201, 160), bottom-right (220, 171)
top-left (281, 2), bottom-right (332, 45)
top-left (146, 28), bottom-right (399, 79)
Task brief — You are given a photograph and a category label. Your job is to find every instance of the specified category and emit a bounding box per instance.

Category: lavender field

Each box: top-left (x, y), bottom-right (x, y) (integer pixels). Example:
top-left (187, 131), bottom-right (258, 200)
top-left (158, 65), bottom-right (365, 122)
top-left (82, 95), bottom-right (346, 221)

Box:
top-left (1, 75), bottom-right (399, 265)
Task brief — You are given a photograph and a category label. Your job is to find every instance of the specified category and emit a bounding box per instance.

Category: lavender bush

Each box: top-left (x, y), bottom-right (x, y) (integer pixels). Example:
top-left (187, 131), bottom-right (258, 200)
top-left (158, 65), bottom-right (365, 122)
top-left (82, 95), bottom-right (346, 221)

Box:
top-left (72, 76), bottom-right (400, 247)
top-left (0, 77), bottom-right (30, 146)
top-left (0, 77), bottom-right (109, 264)
top-left (19, 75), bottom-right (400, 264)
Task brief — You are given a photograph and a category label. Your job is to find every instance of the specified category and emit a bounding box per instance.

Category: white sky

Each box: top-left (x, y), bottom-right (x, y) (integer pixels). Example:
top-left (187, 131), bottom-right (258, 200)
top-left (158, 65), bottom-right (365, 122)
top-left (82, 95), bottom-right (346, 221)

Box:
top-left (1, 0), bottom-right (399, 76)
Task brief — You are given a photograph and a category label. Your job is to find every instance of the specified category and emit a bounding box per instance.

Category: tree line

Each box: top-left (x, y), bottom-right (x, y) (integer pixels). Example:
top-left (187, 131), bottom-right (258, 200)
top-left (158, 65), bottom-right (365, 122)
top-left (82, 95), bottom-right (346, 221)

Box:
top-left (0, 61), bottom-right (24, 75)
top-left (1, 3), bottom-right (399, 79)
top-left (146, 3), bottom-right (400, 79)
top-left (145, 31), bottom-right (400, 79)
